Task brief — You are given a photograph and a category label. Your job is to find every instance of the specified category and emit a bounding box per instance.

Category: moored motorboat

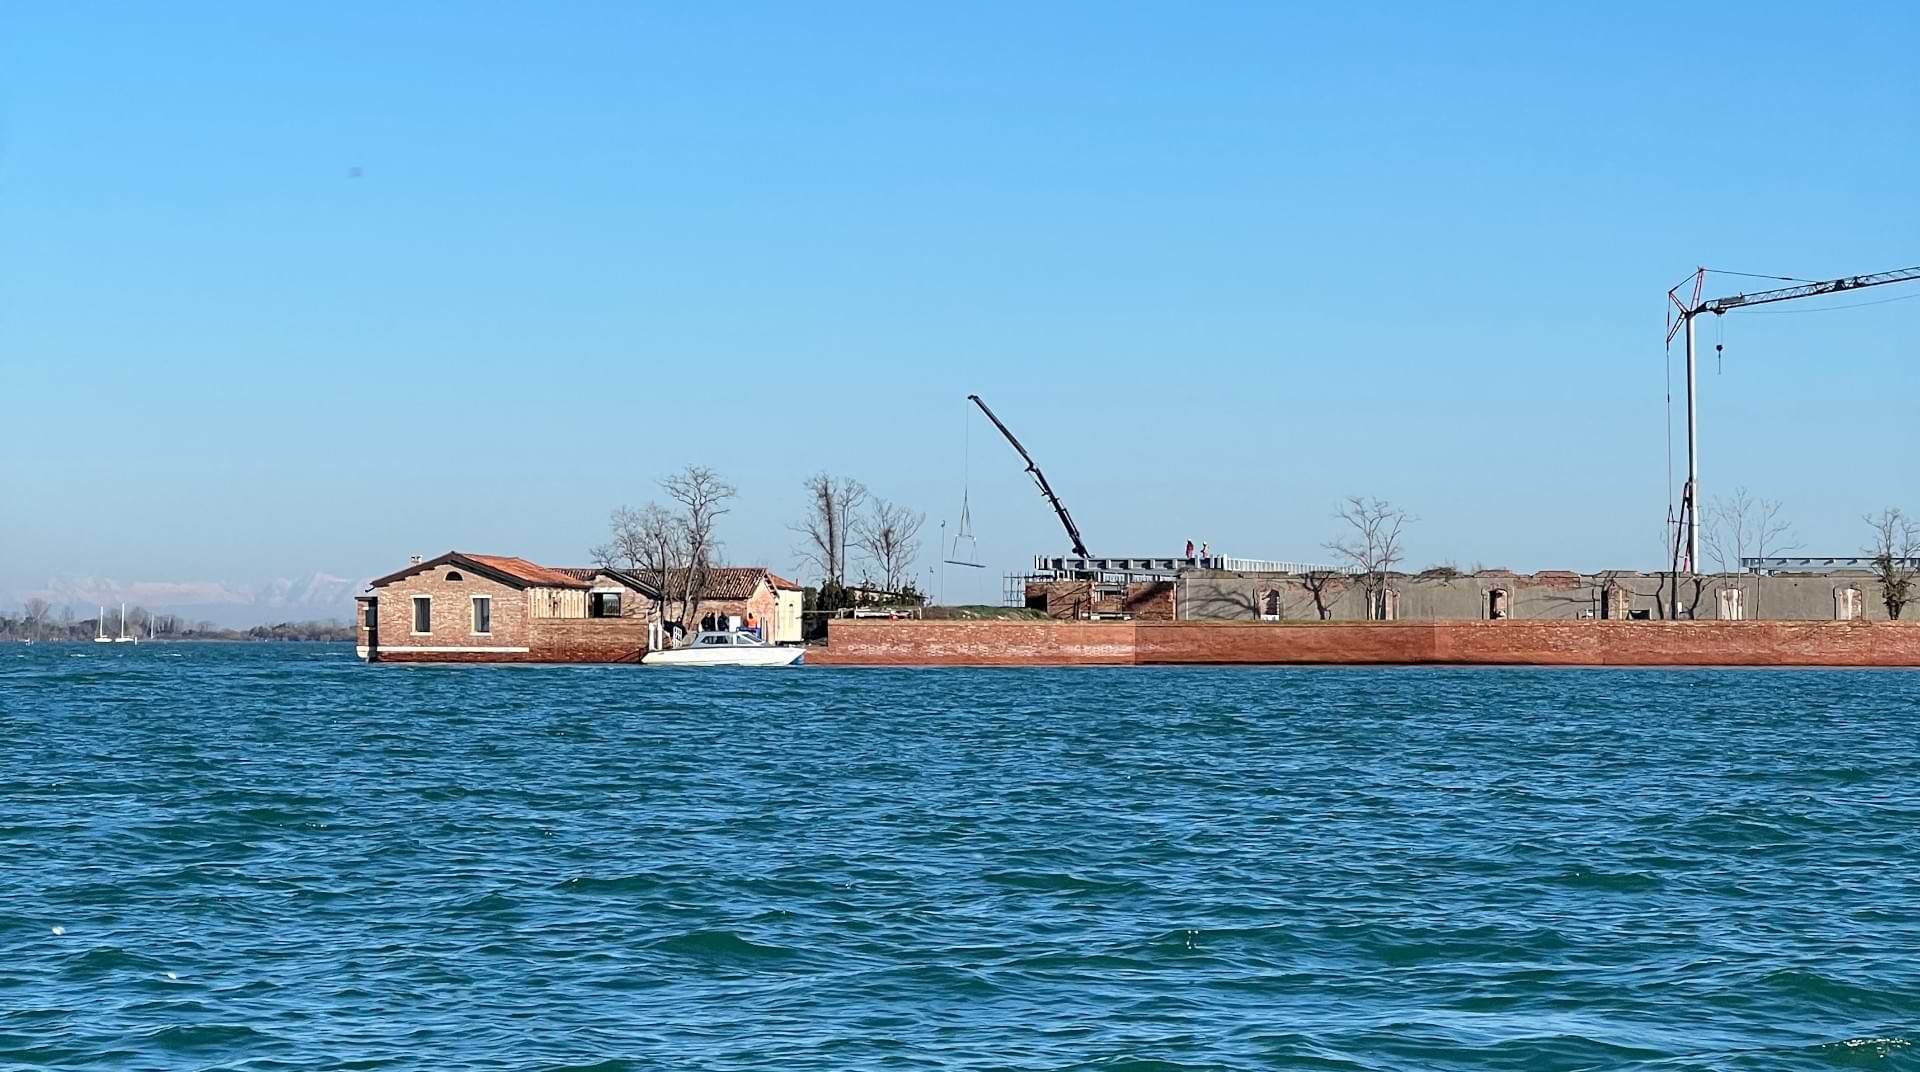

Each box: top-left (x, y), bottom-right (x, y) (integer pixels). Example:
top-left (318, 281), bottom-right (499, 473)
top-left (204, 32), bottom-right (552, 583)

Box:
top-left (644, 630), bottom-right (804, 667)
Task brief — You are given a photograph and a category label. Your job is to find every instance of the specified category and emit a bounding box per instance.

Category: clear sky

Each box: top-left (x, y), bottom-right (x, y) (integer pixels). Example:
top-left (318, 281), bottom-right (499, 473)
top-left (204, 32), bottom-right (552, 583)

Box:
top-left (3, 3), bottom-right (1915, 611)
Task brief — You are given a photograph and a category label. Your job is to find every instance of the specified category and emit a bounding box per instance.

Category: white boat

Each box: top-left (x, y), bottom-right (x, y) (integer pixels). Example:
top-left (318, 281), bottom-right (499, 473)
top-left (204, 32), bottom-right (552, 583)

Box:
top-left (644, 630), bottom-right (804, 667)
top-left (113, 602), bottom-right (136, 644)
top-left (94, 606), bottom-right (113, 644)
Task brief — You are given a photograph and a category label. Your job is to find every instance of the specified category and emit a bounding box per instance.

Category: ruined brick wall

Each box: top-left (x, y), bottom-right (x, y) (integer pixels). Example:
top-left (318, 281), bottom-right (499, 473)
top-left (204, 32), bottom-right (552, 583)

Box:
top-left (1125, 582), bottom-right (1176, 621)
top-left (1026, 580), bottom-right (1093, 620)
top-left (369, 567), bottom-right (531, 655)
top-left (815, 619), bottom-right (1920, 667)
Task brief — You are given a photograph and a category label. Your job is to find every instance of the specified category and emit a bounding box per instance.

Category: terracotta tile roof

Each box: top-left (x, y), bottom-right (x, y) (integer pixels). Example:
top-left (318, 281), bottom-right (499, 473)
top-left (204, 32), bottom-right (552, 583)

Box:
top-left (461, 554), bottom-right (587, 589)
top-left (681, 566), bottom-right (770, 601)
top-left (767, 572), bottom-right (803, 591)
top-left (367, 551), bottom-right (589, 590)
top-left (554, 567), bottom-right (661, 597)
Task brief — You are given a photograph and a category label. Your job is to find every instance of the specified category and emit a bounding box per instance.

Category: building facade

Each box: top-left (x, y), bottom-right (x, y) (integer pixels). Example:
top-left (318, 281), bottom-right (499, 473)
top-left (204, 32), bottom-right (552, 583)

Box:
top-left (1178, 568), bottom-right (1898, 622)
top-left (356, 553), bottom-right (801, 662)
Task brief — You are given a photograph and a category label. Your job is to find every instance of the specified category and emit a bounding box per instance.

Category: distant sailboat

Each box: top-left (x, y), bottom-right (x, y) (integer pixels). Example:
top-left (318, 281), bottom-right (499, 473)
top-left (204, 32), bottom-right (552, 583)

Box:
top-left (113, 602), bottom-right (136, 644)
top-left (94, 606), bottom-right (113, 644)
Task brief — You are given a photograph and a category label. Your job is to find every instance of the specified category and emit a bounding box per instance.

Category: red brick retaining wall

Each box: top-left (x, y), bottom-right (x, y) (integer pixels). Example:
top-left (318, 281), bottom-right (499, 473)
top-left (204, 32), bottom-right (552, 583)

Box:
top-left (817, 620), bottom-right (1139, 665)
top-left (814, 620), bottom-right (1920, 667)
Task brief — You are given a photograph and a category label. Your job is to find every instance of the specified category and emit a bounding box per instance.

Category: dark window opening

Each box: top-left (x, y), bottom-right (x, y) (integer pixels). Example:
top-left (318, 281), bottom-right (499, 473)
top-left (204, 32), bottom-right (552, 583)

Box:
top-left (445, 571), bottom-right (463, 582)
top-left (412, 596), bottom-right (431, 633)
top-left (590, 592), bottom-right (622, 618)
top-left (363, 604), bottom-right (376, 628)
top-left (1488, 589), bottom-right (1510, 620)
top-left (472, 596), bottom-right (492, 634)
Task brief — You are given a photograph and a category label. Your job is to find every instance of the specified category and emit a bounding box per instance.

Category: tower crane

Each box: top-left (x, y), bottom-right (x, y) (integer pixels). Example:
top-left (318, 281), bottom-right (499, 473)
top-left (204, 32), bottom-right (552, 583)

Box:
top-left (967, 394), bottom-right (1092, 559)
top-left (1664, 264), bottom-right (1920, 610)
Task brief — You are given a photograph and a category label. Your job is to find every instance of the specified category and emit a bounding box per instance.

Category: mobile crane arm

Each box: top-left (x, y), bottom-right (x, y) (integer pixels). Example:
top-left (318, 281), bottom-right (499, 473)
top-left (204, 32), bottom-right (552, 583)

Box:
top-left (967, 394), bottom-right (1091, 559)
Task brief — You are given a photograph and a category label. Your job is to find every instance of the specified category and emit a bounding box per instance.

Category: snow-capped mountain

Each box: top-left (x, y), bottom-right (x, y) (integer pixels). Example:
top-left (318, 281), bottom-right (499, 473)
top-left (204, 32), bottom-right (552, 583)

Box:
top-left (20, 571), bottom-right (369, 627)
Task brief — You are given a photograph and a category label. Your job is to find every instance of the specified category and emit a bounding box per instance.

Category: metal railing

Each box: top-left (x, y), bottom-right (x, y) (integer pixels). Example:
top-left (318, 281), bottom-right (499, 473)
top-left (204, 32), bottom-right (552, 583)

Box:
top-left (1215, 557), bottom-right (1354, 575)
top-left (1741, 556), bottom-right (1917, 574)
top-left (1031, 555), bottom-right (1354, 576)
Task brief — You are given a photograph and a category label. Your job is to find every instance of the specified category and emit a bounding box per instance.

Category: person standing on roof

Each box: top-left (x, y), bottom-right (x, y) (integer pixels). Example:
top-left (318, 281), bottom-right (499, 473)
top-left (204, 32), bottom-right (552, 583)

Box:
top-left (1185, 539), bottom-right (1195, 559)
top-left (1199, 541), bottom-right (1209, 561)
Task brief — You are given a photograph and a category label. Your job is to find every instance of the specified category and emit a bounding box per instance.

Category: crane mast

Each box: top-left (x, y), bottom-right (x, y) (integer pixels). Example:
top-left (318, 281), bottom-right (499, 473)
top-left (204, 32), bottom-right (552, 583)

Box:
top-left (966, 394), bottom-right (1091, 559)
top-left (1663, 264), bottom-right (1920, 613)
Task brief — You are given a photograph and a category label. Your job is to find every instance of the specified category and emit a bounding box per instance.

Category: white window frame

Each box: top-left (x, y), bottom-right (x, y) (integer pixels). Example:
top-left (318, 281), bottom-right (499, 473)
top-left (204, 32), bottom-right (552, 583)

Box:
top-left (411, 595), bottom-right (432, 635)
top-left (471, 595), bottom-right (492, 636)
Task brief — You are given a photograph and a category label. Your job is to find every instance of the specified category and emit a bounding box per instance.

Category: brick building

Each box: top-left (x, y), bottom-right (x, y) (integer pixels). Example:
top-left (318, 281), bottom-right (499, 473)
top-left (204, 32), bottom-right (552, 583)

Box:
top-left (355, 552), bottom-right (800, 663)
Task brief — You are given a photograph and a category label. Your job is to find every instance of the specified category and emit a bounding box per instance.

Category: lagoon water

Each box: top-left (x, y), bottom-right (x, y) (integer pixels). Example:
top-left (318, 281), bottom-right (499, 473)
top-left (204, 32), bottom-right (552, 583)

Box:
top-left (4, 644), bottom-right (1919, 1070)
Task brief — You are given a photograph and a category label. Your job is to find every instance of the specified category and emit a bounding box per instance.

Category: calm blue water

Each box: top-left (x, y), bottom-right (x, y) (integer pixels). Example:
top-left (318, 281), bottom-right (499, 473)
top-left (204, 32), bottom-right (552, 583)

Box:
top-left (4, 644), bottom-right (1919, 1070)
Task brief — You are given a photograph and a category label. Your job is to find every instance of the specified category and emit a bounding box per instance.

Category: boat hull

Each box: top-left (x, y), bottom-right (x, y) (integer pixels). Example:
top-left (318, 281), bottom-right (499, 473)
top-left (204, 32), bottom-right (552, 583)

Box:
top-left (643, 647), bottom-right (804, 667)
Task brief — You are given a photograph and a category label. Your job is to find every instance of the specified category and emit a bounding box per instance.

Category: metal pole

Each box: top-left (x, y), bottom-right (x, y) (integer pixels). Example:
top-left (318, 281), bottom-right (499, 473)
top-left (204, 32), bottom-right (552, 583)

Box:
top-left (1685, 313), bottom-right (1699, 575)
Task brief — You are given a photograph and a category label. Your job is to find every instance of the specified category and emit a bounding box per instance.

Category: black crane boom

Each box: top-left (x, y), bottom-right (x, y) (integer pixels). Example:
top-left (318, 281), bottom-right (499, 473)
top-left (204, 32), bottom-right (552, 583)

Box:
top-left (966, 394), bottom-right (1091, 559)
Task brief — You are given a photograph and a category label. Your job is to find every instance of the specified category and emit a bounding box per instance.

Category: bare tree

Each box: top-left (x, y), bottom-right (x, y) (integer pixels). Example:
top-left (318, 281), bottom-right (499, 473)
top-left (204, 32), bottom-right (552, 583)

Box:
top-left (1326, 497), bottom-right (1411, 620)
top-left (593, 502), bottom-right (684, 621)
top-left (1705, 487), bottom-right (1802, 575)
top-left (853, 497), bottom-right (925, 594)
top-left (1298, 570), bottom-right (1347, 621)
top-left (23, 597), bottom-right (49, 641)
top-left (1865, 507), bottom-right (1919, 620)
top-left (792, 473), bottom-right (867, 585)
top-left (593, 466), bottom-right (736, 635)
top-left (662, 465), bottom-right (735, 630)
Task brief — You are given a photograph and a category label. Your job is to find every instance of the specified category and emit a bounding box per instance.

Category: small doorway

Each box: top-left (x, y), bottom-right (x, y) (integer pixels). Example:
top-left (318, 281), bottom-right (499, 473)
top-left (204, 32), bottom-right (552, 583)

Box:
top-left (1836, 587), bottom-right (1863, 621)
top-left (1259, 588), bottom-right (1282, 621)
top-left (1717, 587), bottom-right (1744, 621)
top-left (1487, 589), bottom-right (1510, 620)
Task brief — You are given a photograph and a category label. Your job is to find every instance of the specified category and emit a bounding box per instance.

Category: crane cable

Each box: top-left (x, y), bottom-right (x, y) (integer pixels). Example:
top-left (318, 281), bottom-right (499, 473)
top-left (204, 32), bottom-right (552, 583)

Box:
top-left (1663, 306), bottom-right (1675, 547)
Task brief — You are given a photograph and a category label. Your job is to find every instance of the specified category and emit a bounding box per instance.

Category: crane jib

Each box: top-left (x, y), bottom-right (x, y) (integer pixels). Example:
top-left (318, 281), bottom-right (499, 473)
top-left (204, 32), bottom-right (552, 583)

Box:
top-left (967, 393), bottom-right (1092, 559)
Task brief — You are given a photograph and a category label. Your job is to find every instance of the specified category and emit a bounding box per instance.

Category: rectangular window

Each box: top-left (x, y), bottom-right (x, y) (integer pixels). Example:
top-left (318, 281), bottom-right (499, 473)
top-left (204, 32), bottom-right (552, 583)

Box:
top-left (363, 604), bottom-right (376, 628)
top-left (412, 596), bottom-right (431, 634)
top-left (472, 596), bottom-right (492, 635)
top-left (590, 592), bottom-right (621, 618)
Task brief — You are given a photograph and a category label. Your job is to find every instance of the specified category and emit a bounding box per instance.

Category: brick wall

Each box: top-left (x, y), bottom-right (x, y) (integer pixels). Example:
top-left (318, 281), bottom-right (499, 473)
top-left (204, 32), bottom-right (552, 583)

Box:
top-left (368, 568), bottom-right (531, 654)
top-left (1021, 580), bottom-right (1173, 621)
top-left (530, 616), bottom-right (653, 663)
top-left (816, 620), bottom-right (1138, 665)
top-left (814, 619), bottom-right (1920, 667)
top-left (1026, 580), bottom-right (1092, 619)
top-left (1125, 581), bottom-right (1176, 621)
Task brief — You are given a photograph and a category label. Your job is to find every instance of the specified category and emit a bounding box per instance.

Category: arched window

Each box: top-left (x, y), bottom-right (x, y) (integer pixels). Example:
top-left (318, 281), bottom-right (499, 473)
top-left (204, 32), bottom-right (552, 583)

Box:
top-left (1259, 589), bottom-right (1281, 621)
top-left (445, 571), bottom-right (464, 582)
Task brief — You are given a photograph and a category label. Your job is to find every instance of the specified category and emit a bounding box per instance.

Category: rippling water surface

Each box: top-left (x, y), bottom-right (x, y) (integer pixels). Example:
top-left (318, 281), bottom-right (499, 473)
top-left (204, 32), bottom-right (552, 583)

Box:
top-left (4, 644), bottom-right (1920, 1070)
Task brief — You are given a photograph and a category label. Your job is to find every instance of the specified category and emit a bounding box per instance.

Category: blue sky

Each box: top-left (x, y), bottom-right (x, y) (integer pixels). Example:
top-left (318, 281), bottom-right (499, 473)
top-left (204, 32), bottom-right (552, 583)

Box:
top-left (2, 3), bottom-right (1915, 611)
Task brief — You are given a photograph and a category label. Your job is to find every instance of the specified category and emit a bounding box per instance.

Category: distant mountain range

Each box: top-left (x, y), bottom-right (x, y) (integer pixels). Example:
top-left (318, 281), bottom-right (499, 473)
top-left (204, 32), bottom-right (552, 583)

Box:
top-left (20, 572), bottom-right (368, 628)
